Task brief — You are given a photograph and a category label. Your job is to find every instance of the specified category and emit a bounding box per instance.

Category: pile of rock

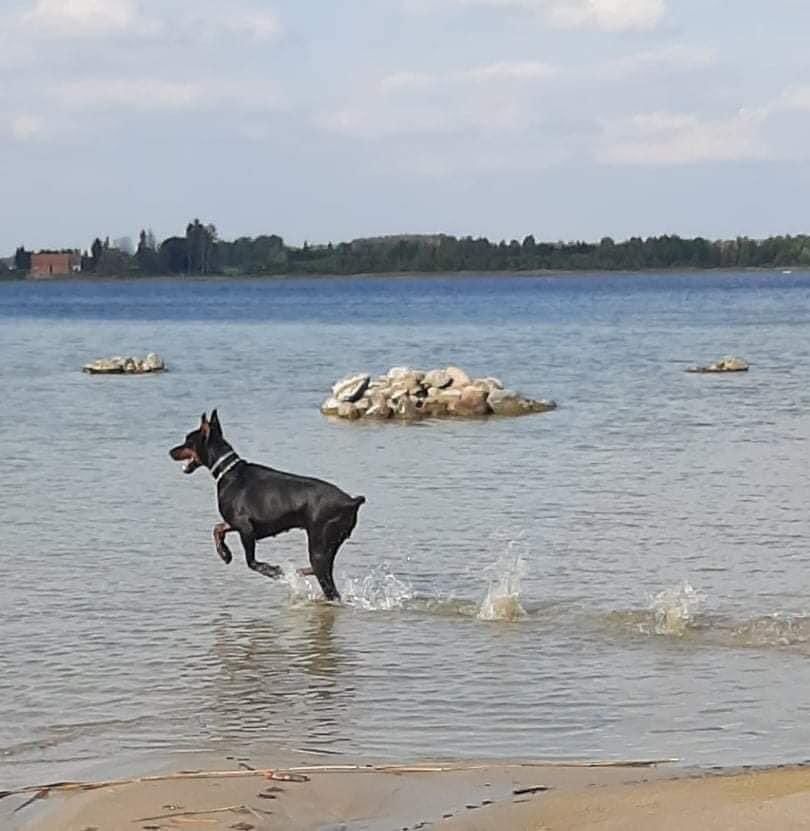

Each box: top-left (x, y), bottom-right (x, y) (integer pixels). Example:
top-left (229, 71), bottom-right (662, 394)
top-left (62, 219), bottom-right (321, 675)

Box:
top-left (321, 366), bottom-right (556, 421)
top-left (686, 356), bottom-right (749, 374)
top-left (82, 353), bottom-right (166, 375)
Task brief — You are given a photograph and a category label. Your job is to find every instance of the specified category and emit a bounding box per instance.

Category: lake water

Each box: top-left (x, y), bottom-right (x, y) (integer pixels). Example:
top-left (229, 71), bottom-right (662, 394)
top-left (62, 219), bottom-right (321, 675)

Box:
top-left (3, 272), bottom-right (810, 792)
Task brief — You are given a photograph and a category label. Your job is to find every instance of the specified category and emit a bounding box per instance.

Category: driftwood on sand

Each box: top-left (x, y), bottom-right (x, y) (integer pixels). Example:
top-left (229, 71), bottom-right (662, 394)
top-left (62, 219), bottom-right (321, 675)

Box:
top-left (1, 769), bottom-right (308, 813)
top-left (134, 803), bottom-right (273, 823)
top-left (1, 757), bottom-right (678, 812)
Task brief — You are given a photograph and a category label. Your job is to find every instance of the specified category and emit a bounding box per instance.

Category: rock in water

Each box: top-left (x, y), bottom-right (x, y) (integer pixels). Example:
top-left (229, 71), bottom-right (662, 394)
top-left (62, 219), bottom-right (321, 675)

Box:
top-left (332, 373), bottom-right (371, 402)
top-left (394, 395), bottom-right (420, 420)
top-left (387, 367), bottom-right (424, 382)
top-left (321, 366), bottom-right (556, 422)
top-left (687, 356), bottom-right (750, 374)
top-left (423, 369), bottom-right (453, 389)
top-left (453, 385), bottom-right (490, 416)
top-left (320, 397), bottom-right (341, 416)
top-left (142, 352), bottom-right (165, 372)
top-left (337, 402), bottom-right (361, 420)
top-left (83, 353), bottom-right (167, 374)
top-left (83, 357), bottom-right (126, 374)
top-left (487, 389), bottom-right (556, 416)
top-left (714, 356), bottom-right (749, 371)
top-left (365, 393), bottom-right (393, 419)
top-left (445, 366), bottom-right (472, 388)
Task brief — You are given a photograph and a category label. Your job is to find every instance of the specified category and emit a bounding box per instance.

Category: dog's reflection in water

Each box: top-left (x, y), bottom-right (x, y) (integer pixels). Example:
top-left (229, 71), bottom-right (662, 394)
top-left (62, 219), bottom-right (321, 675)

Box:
top-left (209, 605), bottom-right (353, 745)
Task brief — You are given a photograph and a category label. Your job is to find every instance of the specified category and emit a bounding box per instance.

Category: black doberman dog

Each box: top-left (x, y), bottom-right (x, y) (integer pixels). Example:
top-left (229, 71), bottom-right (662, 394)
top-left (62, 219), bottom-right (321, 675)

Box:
top-left (169, 411), bottom-right (364, 600)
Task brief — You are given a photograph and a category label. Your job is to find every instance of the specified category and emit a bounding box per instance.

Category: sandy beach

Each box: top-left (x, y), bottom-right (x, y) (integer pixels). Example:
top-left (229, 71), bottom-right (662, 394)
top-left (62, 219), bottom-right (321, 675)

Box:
top-left (6, 751), bottom-right (810, 831)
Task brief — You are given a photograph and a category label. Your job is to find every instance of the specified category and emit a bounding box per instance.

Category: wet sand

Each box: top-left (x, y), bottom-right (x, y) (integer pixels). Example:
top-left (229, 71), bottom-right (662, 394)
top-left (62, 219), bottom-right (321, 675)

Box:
top-left (10, 751), bottom-right (810, 831)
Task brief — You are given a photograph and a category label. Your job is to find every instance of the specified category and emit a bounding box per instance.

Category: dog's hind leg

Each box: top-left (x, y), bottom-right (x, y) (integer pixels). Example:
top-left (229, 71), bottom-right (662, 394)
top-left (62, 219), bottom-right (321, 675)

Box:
top-left (307, 513), bottom-right (356, 601)
top-left (239, 531), bottom-right (283, 579)
top-left (213, 522), bottom-right (235, 564)
top-left (307, 539), bottom-right (340, 601)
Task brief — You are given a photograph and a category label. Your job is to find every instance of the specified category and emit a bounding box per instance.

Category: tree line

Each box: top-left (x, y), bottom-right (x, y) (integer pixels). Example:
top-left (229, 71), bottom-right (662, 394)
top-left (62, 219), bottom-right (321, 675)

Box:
top-left (6, 220), bottom-right (810, 278)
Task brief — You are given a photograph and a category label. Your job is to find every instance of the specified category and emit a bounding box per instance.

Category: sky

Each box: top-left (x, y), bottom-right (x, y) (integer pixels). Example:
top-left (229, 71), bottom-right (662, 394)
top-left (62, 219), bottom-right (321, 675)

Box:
top-left (2, 0), bottom-right (810, 253)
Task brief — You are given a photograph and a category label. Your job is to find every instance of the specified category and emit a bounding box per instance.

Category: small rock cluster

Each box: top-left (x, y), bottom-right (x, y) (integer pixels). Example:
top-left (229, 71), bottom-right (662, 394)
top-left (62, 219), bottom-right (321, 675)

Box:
top-left (321, 366), bottom-right (556, 421)
top-left (82, 352), bottom-right (166, 375)
top-left (687, 356), bottom-right (749, 374)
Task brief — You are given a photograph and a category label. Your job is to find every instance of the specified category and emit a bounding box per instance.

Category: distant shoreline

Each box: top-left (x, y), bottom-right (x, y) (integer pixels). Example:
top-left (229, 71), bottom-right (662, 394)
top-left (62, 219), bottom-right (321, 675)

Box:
top-left (10, 227), bottom-right (809, 280)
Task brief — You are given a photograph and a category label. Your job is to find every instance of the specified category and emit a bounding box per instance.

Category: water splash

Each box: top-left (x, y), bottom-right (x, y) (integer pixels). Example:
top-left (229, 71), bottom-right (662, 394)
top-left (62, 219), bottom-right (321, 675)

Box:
top-left (282, 563), bottom-right (414, 610)
top-left (649, 582), bottom-right (704, 637)
top-left (342, 566), bottom-right (414, 611)
top-left (477, 545), bottom-right (527, 622)
top-left (281, 566), bottom-right (323, 604)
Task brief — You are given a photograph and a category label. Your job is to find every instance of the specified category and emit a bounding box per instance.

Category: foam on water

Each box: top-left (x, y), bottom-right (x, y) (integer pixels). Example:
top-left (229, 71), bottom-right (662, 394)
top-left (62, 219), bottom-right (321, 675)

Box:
top-left (731, 614), bottom-right (810, 649)
top-left (477, 545), bottom-right (527, 622)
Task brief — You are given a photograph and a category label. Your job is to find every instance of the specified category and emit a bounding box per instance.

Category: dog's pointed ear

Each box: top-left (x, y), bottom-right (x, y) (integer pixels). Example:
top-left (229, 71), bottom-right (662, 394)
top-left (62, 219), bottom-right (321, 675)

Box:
top-left (200, 411), bottom-right (210, 439)
top-left (209, 409), bottom-right (222, 437)
top-left (200, 412), bottom-right (208, 426)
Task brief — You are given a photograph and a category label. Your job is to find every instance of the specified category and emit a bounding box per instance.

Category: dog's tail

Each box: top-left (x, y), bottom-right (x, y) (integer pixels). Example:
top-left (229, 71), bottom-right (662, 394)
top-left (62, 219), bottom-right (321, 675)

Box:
top-left (352, 495), bottom-right (366, 507)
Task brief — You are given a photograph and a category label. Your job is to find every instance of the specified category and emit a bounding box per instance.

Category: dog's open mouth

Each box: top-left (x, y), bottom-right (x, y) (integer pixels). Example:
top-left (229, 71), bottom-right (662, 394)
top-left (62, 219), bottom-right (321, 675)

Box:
top-left (170, 446), bottom-right (201, 474)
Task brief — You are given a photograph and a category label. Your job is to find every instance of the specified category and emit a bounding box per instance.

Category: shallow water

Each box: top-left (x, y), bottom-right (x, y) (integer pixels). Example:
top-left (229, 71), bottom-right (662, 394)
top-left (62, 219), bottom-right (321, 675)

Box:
top-left (2, 272), bottom-right (810, 789)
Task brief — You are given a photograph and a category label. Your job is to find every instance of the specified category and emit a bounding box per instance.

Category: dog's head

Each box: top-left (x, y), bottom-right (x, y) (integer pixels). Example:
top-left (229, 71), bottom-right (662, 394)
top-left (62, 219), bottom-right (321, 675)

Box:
top-left (169, 410), bottom-right (223, 474)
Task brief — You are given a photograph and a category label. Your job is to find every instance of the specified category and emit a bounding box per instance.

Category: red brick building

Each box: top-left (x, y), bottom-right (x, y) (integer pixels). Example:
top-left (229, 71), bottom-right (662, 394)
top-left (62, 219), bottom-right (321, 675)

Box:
top-left (30, 251), bottom-right (82, 277)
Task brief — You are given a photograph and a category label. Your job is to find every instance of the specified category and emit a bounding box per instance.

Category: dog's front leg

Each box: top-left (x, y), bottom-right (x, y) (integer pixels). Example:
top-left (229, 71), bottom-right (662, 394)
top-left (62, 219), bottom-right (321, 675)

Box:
top-left (240, 532), bottom-right (283, 579)
top-left (213, 522), bottom-right (234, 564)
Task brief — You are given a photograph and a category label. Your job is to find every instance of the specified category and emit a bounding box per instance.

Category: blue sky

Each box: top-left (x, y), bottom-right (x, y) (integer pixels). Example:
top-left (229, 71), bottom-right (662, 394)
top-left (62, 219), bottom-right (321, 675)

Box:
top-left (2, 0), bottom-right (810, 253)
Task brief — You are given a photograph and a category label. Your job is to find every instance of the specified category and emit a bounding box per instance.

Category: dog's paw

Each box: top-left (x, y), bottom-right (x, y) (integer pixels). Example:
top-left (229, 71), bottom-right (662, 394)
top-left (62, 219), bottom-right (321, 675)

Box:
top-left (255, 563), bottom-right (283, 579)
top-left (217, 548), bottom-right (233, 564)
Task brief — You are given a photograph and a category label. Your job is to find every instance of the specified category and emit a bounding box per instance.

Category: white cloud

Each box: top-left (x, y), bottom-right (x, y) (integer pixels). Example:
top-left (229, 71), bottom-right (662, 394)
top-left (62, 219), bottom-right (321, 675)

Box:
top-left (596, 85), bottom-right (810, 166)
top-left (320, 104), bottom-right (471, 138)
top-left (22, 0), bottom-right (156, 36)
top-left (379, 71), bottom-right (434, 91)
top-left (379, 60), bottom-right (556, 91)
top-left (176, 7), bottom-right (283, 42)
top-left (602, 44), bottom-right (717, 80)
top-left (411, 0), bottom-right (667, 31)
top-left (706, 85), bottom-right (810, 132)
top-left (462, 61), bottom-right (557, 81)
top-left (326, 60), bottom-right (556, 139)
top-left (599, 110), bottom-right (765, 165)
top-left (770, 85), bottom-right (810, 113)
top-left (55, 78), bottom-right (284, 113)
top-left (9, 114), bottom-right (44, 141)
top-left (19, 2), bottom-right (281, 41)
top-left (320, 95), bottom-right (530, 139)
top-left (59, 79), bottom-right (204, 110)
top-left (547, 0), bottom-right (666, 31)
top-left (224, 11), bottom-right (282, 41)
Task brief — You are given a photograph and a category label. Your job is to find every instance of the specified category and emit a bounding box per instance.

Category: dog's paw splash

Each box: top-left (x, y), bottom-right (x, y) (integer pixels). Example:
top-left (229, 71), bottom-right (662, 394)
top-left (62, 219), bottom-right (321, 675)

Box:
top-left (342, 566), bottom-right (413, 611)
top-left (281, 563), bottom-right (414, 610)
top-left (649, 582), bottom-right (704, 637)
top-left (477, 549), bottom-right (527, 622)
top-left (281, 567), bottom-right (324, 604)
